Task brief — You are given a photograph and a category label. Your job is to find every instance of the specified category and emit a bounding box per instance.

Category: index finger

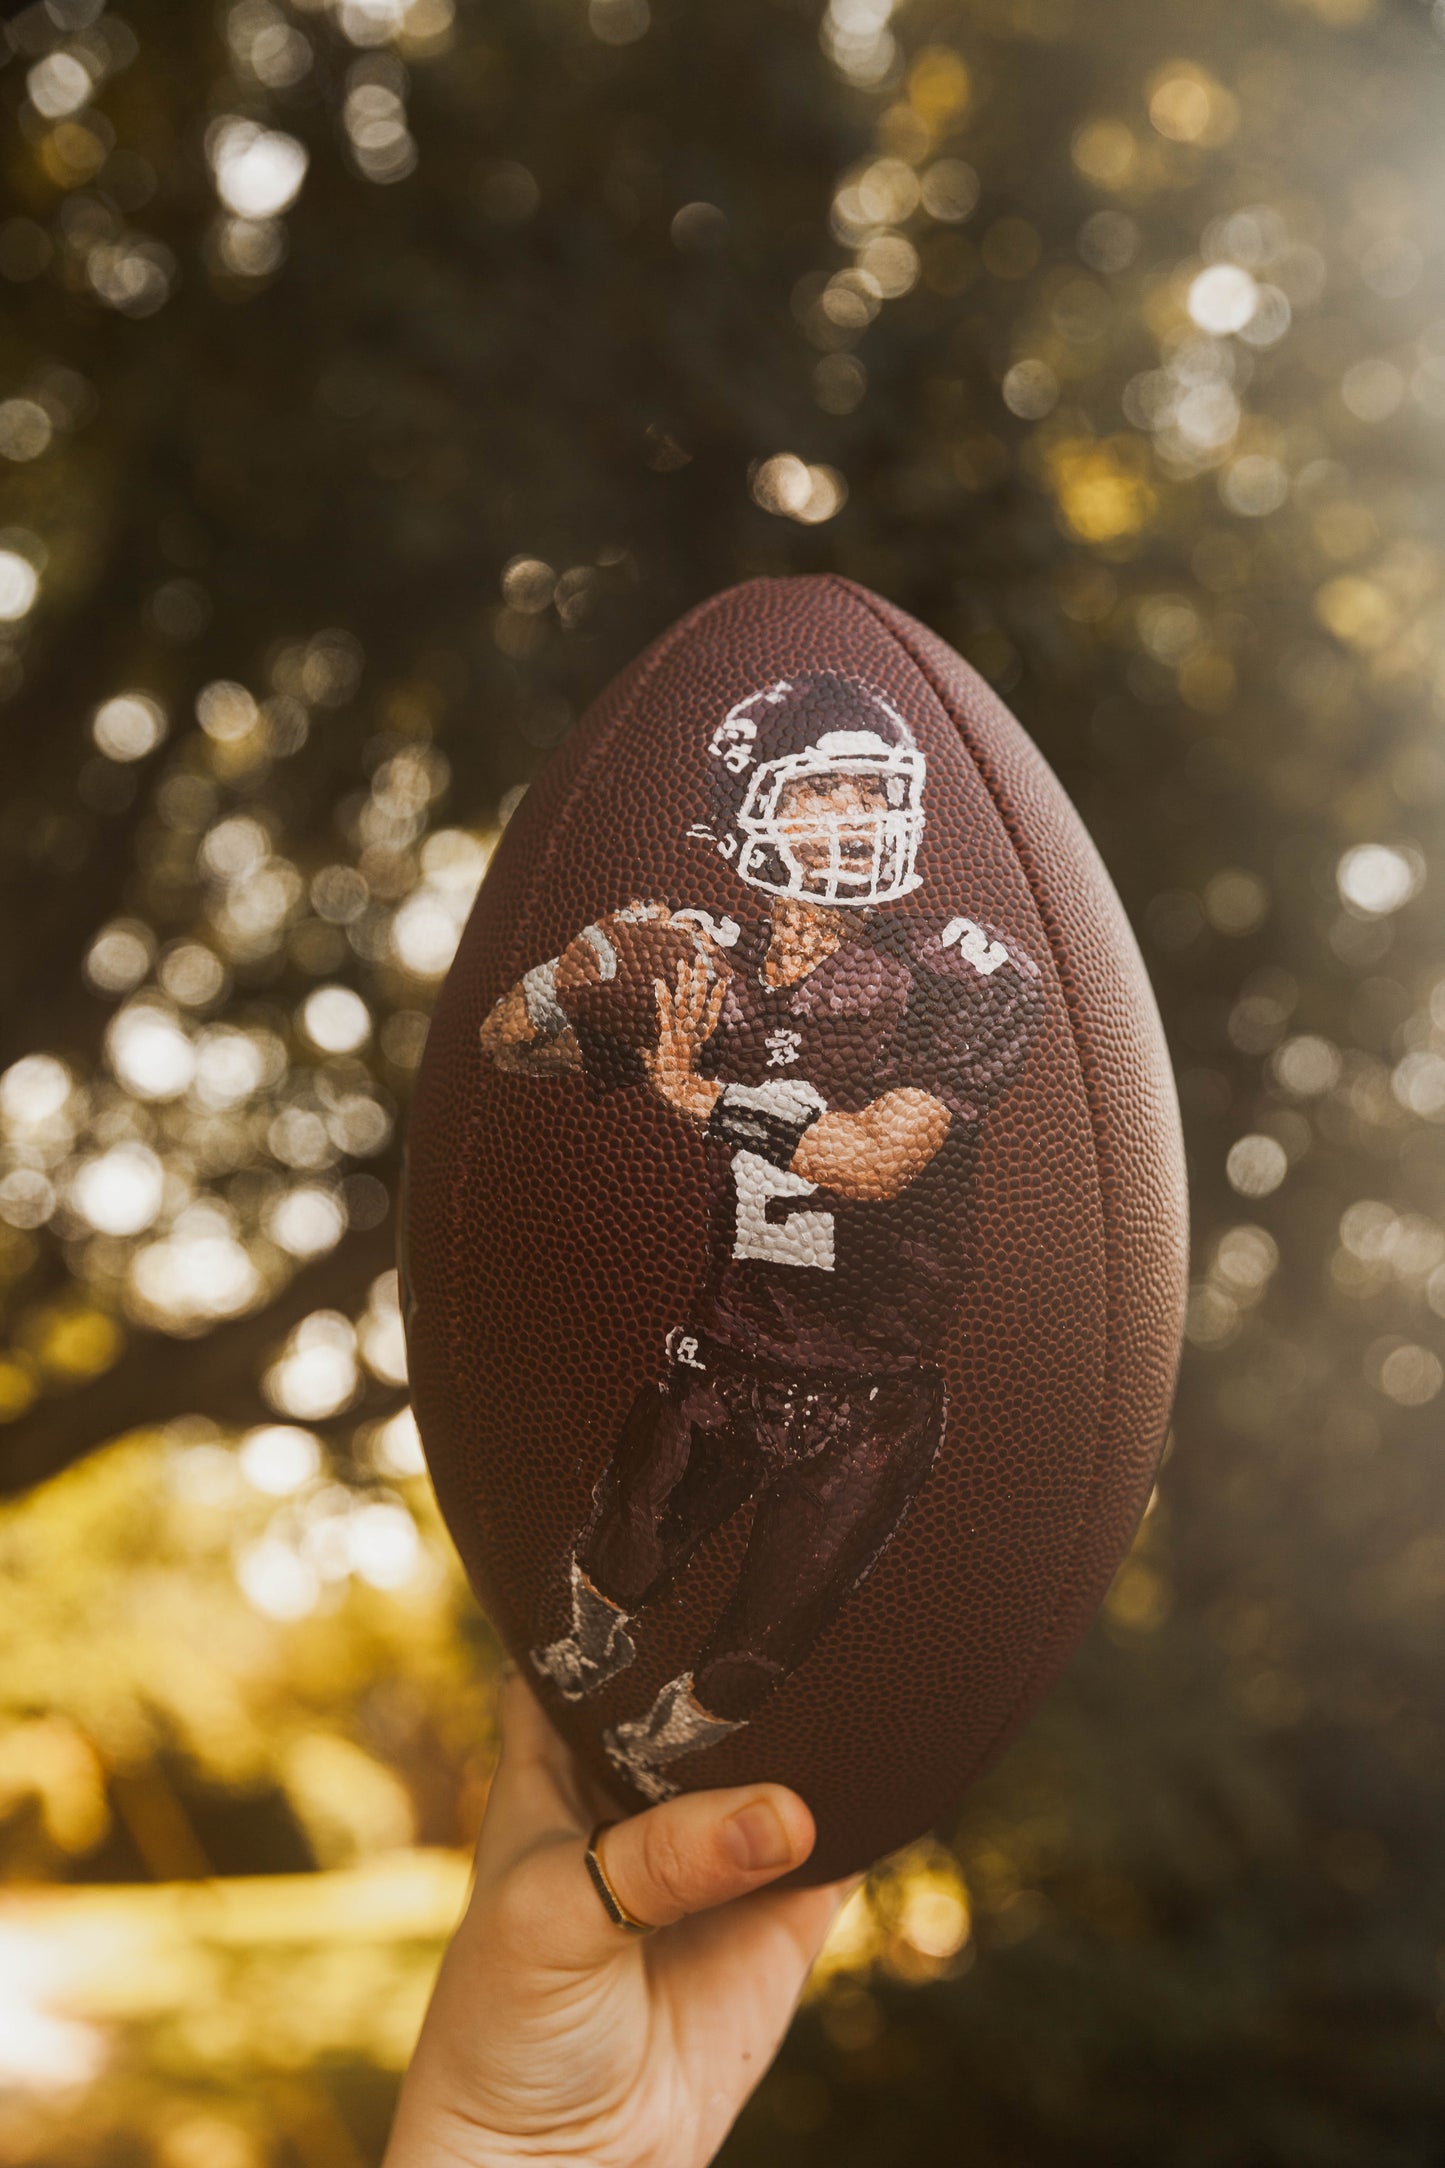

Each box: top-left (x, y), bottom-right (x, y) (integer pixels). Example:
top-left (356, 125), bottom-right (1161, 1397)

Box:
top-left (678, 955), bottom-right (708, 1019)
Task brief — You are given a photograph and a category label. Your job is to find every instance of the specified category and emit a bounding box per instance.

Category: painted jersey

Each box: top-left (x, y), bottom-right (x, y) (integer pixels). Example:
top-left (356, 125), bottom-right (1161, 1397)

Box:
top-left (676, 908), bottom-right (1046, 1373)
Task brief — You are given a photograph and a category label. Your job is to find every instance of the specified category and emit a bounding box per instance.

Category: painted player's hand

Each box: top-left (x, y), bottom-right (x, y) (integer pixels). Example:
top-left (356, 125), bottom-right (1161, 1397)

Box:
top-left (646, 955), bottom-right (725, 1124)
top-left (479, 984), bottom-right (536, 1057)
top-left (384, 1671), bottom-right (852, 2168)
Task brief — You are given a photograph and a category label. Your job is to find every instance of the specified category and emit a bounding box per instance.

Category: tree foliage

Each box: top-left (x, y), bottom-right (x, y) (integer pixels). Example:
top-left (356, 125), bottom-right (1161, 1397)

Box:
top-left (2, 0), bottom-right (1445, 2159)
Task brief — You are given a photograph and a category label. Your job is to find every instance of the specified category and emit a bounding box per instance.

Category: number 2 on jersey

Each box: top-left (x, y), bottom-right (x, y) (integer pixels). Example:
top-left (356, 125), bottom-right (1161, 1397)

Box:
top-left (730, 1150), bottom-right (836, 1272)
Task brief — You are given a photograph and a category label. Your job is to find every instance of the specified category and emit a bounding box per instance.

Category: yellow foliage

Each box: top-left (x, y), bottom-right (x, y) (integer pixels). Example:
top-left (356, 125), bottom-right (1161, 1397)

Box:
top-left (0, 1355), bottom-right (39, 1421)
top-left (1315, 575), bottom-right (1399, 651)
top-left (0, 1850), bottom-right (470, 2071)
top-left (0, 1429), bottom-right (493, 1845)
top-left (907, 47), bottom-right (972, 134)
top-left (1046, 437), bottom-right (1157, 543)
top-left (25, 1305), bottom-right (124, 1382)
top-left (810, 1838), bottom-right (973, 1992)
top-left (0, 1717), bottom-right (110, 1853)
top-left (281, 1736), bottom-right (415, 1866)
top-left (157, 2114), bottom-right (263, 2168)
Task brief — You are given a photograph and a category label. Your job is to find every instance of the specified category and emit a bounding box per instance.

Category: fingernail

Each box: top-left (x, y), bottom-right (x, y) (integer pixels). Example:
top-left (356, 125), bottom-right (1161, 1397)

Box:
top-left (724, 1799), bottom-right (795, 1873)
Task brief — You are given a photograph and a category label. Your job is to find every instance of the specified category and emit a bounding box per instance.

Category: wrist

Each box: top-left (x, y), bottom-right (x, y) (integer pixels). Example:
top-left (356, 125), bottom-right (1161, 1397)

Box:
top-left (386, 2090), bottom-right (613, 2168)
top-left (706, 1080), bottom-right (826, 1168)
top-left (385, 2080), bottom-right (580, 2168)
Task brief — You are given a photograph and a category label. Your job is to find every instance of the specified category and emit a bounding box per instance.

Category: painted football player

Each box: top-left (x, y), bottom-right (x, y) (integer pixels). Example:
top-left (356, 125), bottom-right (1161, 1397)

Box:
top-left (478, 674), bottom-right (1045, 1800)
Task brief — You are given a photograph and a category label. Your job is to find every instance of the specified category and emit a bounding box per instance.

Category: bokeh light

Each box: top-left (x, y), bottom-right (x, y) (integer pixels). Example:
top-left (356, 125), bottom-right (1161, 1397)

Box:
top-left (91, 693), bottom-right (166, 763)
top-left (0, 400), bottom-right (53, 463)
top-left (0, 1056), bottom-right (70, 1127)
top-left (752, 453), bottom-right (850, 524)
top-left (71, 1144), bottom-right (165, 1237)
top-left (0, 551), bottom-right (40, 622)
top-left (265, 1185), bottom-right (347, 1258)
top-left (208, 118), bottom-right (309, 220)
top-left (1337, 842), bottom-right (1424, 918)
top-left (239, 1422), bottom-right (323, 1495)
top-left (106, 1003), bottom-right (195, 1100)
top-left (129, 1210), bottom-right (262, 1328)
top-left (264, 1311), bottom-right (361, 1419)
top-left (302, 985), bottom-right (371, 1052)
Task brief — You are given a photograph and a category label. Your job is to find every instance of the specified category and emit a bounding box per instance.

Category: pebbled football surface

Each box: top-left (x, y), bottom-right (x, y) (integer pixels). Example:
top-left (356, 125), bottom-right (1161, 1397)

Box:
top-left (404, 573), bottom-right (1188, 1883)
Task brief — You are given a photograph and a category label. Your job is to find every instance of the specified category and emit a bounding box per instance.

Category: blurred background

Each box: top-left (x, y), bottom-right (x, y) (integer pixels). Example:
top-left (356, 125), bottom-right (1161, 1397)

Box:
top-left (1, 0), bottom-right (1443, 2160)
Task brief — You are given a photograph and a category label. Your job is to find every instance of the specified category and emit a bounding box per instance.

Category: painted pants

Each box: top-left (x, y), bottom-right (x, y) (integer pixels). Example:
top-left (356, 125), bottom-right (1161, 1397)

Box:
top-left (579, 1329), bottom-right (947, 1723)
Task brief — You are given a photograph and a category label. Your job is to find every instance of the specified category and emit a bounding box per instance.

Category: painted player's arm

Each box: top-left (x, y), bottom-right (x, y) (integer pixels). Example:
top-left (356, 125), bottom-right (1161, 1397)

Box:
top-left (647, 959), bottom-right (952, 1203)
top-left (790, 1088), bottom-right (951, 1202)
top-left (478, 961), bottom-right (584, 1075)
top-left (937, 921), bottom-right (1047, 1078)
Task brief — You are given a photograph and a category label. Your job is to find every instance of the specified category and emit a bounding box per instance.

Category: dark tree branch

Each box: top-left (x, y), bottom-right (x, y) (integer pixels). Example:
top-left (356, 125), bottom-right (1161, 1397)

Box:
top-left (0, 1217), bottom-right (398, 1498)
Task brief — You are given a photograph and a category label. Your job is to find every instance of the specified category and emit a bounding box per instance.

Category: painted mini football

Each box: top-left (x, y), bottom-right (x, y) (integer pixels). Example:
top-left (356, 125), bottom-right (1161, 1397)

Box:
top-left (553, 905), bottom-right (735, 1082)
top-left (404, 573), bottom-right (1188, 1883)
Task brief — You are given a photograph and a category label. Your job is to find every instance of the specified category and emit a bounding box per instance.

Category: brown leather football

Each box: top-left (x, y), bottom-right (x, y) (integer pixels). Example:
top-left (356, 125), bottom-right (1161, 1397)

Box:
top-left (404, 573), bottom-right (1188, 1883)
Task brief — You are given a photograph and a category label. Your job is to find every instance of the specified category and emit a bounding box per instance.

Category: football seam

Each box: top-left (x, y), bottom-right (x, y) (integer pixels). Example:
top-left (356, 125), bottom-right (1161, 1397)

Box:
top-left (827, 573), bottom-right (1119, 1780)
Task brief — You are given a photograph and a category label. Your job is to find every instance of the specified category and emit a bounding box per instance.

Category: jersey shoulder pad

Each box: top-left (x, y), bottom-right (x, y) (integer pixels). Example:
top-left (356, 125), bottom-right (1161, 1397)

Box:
top-left (913, 913), bottom-right (1041, 984)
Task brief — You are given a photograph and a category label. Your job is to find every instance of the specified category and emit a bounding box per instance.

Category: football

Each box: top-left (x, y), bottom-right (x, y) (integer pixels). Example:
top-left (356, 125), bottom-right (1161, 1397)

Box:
top-left (554, 906), bottom-right (736, 1081)
top-left (404, 573), bottom-right (1188, 1883)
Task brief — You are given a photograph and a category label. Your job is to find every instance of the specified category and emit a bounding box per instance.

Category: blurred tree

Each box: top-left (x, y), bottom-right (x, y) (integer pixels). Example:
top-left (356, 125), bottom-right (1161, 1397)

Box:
top-left (1, 0), bottom-right (1445, 2161)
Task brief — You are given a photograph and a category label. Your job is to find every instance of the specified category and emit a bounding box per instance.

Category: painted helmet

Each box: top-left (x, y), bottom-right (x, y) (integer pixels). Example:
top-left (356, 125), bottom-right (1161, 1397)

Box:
top-left (698, 673), bottom-right (925, 907)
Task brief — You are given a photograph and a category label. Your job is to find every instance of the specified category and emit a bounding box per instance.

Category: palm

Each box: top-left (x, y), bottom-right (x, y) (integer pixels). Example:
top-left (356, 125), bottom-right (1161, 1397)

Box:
top-left (647, 1896), bottom-right (841, 2161)
top-left (508, 1884), bottom-right (838, 2168)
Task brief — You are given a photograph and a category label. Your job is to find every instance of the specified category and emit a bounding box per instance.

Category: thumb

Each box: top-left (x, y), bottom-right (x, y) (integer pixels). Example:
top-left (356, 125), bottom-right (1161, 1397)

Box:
top-left (525, 1786), bottom-right (816, 1970)
top-left (603, 1786), bottom-right (815, 1929)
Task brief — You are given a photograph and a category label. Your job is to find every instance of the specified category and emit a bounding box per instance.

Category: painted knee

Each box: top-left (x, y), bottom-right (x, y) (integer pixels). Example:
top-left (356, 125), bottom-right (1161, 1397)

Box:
top-left (693, 1649), bottom-right (787, 1723)
top-left (529, 1556), bottom-right (636, 1700)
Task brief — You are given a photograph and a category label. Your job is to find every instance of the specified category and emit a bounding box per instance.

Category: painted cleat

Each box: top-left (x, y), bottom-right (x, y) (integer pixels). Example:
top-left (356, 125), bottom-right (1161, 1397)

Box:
top-left (602, 1671), bottom-right (744, 1800)
top-left (530, 1558), bottom-right (636, 1701)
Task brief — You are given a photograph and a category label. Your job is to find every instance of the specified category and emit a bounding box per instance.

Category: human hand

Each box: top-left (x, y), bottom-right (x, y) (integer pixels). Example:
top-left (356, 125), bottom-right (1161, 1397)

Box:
top-left (645, 956), bottom-right (725, 1125)
top-left (384, 1673), bottom-right (851, 2168)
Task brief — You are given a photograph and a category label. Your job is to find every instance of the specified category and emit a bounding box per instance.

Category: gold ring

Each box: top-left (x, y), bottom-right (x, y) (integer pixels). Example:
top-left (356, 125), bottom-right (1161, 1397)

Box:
top-left (584, 1821), bottom-right (654, 1935)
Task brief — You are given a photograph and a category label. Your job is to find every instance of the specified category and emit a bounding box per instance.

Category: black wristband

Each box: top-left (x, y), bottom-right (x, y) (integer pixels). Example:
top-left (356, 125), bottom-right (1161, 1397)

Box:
top-left (707, 1086), bottom-right (824, 1170)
